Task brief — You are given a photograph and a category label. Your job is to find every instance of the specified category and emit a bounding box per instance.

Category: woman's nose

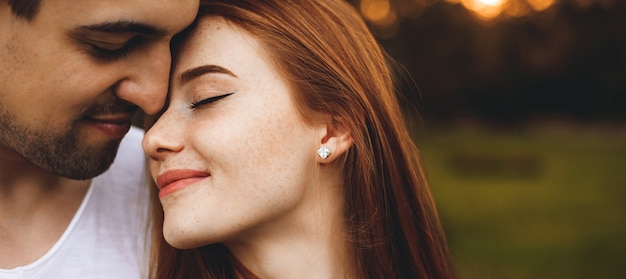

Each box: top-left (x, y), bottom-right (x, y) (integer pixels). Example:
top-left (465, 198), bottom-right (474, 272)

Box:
top-left (142, 109), bottom-right (184, 161)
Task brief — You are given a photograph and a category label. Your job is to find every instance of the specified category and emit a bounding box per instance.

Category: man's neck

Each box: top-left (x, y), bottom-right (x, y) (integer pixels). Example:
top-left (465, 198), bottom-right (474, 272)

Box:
top-left (0, 146), bottom-right (91, 269)
top-left (0, 145), bottom-right (88, 208)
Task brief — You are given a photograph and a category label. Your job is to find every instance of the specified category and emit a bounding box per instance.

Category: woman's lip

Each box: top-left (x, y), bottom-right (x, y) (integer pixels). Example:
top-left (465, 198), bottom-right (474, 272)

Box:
top-left (156, 169), bottom-right (210, 198)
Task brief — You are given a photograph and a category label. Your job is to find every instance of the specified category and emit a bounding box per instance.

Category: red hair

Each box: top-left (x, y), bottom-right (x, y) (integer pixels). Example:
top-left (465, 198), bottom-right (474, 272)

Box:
top-left (150, 0), bottom-right (455, 278)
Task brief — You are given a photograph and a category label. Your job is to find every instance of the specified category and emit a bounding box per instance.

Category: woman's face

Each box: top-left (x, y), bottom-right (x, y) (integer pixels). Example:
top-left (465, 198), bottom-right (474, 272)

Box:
top-left (143, 16), bottom-right (323, 249)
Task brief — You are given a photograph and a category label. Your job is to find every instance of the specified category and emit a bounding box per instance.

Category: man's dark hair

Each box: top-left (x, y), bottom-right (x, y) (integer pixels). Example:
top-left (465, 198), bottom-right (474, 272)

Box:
top-left (5, 0), bottom-right (41, 21)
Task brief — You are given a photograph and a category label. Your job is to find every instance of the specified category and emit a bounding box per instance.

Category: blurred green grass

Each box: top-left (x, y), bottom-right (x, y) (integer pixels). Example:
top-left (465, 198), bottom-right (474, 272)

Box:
top-left (416, 129), bottom-right (626, 279)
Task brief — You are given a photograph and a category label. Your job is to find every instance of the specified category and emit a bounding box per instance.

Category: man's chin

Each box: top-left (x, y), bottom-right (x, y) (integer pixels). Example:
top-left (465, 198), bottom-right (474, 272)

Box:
top-left (41, 140), bottom-right (122, 180)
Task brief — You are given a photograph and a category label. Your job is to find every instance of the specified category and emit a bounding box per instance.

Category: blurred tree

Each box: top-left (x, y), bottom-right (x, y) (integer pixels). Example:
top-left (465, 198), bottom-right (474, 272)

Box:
top-left (349, 0), bottom-right (626, 127)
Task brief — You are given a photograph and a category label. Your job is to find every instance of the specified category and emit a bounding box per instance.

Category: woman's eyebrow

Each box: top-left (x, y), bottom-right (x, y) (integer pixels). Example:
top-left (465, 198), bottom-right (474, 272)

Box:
top-left (178, 64), bottom-right (237, 86)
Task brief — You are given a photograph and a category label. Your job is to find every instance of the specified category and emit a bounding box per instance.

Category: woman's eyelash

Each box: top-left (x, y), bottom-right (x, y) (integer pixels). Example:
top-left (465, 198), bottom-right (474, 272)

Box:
top-left (189, 92), bottom-right (234, 109)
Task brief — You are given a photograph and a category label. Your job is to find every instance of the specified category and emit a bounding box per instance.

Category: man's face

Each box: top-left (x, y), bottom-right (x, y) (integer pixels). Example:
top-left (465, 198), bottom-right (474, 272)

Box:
top-left (0, 0), bottom-right (198, 179)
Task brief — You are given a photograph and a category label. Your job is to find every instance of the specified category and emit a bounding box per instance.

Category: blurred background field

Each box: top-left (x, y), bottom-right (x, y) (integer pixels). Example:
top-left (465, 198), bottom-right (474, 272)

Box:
top-left (416, 128), bottom-right (626, 278)
top-left (346, 0), bottom-right (626, 278)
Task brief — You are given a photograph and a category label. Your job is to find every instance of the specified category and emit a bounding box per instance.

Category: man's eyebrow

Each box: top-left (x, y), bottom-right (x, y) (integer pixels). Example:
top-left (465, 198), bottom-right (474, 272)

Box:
top-left (179, 65), bottom-right (237, 86)
top-left (73, 21), bottom-right (167, 36)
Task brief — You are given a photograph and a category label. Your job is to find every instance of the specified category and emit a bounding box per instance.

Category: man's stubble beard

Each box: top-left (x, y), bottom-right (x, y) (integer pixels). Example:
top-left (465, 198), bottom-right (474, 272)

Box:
top-left (0, 105), bottom-right (120, 180)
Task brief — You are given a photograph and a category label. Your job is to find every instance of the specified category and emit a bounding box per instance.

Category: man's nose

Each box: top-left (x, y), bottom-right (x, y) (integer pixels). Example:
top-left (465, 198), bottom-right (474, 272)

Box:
top-left (114, 43), bottom-right (171, 115)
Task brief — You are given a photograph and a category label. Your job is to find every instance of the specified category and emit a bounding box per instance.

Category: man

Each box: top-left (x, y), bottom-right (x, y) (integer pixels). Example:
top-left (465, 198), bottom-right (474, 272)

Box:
top-left (0, 0), bottom-right (198, 277)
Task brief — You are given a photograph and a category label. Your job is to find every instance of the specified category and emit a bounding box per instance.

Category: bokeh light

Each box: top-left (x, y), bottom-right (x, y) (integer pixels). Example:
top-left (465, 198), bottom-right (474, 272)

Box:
top-left (357, 0), bottom-right (563, 28)
top-left (460, 0), bottom-right (507, 19)
top-left (527, 0), bottom-right (556, 11)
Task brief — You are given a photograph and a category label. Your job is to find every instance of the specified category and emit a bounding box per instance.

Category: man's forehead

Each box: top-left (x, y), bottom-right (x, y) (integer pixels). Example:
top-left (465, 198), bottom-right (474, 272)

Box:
top-left (41, 0), bottom-right (195, 32)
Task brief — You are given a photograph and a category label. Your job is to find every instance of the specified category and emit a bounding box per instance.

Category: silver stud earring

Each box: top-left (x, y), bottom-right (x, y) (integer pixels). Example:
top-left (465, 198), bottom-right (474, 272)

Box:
top-left (317, 145), bottom-right (331, 159)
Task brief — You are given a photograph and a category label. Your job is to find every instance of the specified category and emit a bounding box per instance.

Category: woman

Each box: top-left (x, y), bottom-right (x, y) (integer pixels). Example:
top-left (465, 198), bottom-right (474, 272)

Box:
top-left (143, 0), bottom-right (455, 278)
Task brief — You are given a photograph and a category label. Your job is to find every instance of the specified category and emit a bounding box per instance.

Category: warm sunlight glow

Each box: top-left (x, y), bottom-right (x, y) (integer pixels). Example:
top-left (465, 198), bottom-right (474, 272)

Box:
top-left (461, 0), bottom-right (507, 19)
top-left (477, 0), bottom-right (506, 5)
top-left (527, 0), bottom-right (556, 11)
top-left (505, 0), bottom-right (532, 17)
top-left (360, 0), bottom-right (392, 22)
top-left (447, 0), bottom-right (558, 21)
top-left (359, 0), bottom-right (562, 30)
top-left (376, 10), bottom-right (399, 27)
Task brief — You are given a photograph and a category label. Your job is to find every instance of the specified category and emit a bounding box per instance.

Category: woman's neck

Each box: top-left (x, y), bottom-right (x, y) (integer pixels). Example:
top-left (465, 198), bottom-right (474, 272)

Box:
top-left (225, 176), bottom-right (356, 278)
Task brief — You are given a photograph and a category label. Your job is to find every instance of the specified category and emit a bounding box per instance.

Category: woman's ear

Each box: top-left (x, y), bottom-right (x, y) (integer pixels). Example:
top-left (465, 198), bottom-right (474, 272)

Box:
top-left (316, 117), bottom-right (353, 164)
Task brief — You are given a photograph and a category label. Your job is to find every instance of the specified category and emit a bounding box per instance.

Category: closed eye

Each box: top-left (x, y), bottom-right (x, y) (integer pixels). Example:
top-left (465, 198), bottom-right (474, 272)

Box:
top-left (70, 21), bottom-right (167, 62)
top-left (189, 92), bottom-right (234, 109)
top-left (89, 44), bottom-right (131, 60)
top-left (88, 36), bottom-right (145, 61)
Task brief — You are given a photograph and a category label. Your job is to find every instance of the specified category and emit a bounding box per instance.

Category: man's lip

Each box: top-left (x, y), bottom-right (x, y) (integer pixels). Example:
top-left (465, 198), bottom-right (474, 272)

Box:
top-left (83, 113), bottom-right (134, 138)
top-left (156, 169), bottom-right (211, 190)
top-left (87, 113), bottom-right (134, 124)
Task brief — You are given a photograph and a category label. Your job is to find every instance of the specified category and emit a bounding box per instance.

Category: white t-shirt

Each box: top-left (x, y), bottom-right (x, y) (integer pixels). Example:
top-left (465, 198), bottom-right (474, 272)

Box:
top-left (0, 127), bottom-right (151, 279)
